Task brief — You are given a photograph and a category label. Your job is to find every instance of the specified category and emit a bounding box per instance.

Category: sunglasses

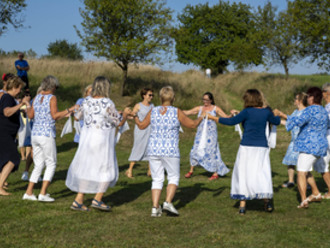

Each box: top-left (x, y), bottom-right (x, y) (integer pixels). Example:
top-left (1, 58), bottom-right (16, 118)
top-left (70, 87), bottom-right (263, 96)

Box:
top-left (148, 94), bottom-right (154, 97)
top-left (202, 98), bottom-right (210, 101)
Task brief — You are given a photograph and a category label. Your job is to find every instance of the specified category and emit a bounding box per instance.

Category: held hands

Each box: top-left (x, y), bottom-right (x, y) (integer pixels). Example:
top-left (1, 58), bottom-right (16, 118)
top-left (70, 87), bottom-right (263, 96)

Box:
top-left (273, 109), bottom-right (283, 117)
top-left (123, 107), bottom-right (132, 117)
top-left (22, 95), bottom-right (31, 107)
top-left (230, 109), bottom-right (239, 116)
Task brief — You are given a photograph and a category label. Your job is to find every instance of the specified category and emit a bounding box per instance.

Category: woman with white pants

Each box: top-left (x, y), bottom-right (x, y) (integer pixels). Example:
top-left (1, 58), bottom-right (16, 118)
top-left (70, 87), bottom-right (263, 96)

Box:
top-left (23, 75), bottom-right (76, 202)
top-left (135, 86), bottom-right (204, 217)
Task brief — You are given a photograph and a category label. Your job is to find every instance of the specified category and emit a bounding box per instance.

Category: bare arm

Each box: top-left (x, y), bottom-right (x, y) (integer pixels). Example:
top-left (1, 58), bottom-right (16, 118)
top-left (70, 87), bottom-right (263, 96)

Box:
top-left (3, 95), bottom-right (30, 117)
top-left (117, 107), bottom-right (131, 127)
top-left (215, 106), bottom-right (231, 118)
top-left (183, 106), bottom-right (200, 116)
top-left (178, 108), bottom-right (204, 128)
top-left (134, 110), bottom-right (151, 130)
top-left (50, 96), bottom-right (76, 120)
top-left (131, 103), bottom-right (140, 116)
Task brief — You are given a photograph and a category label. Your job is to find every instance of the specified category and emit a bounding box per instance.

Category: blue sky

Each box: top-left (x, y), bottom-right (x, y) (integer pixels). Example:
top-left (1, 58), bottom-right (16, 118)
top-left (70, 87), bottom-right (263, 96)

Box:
top-left (0, 0), bottom-right (322, 74)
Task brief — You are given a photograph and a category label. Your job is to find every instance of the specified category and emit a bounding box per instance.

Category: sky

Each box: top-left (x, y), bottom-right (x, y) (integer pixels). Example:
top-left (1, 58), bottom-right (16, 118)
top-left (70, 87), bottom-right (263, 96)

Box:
top-left (0, 0), bottom-right (322, 75)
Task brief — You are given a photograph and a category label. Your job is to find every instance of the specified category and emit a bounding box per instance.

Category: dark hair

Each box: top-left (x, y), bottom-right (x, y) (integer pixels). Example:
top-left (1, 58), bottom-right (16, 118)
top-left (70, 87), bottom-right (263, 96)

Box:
top-left (203, 92), bottom-right (215, 105)
top-left (2, 73), bottom-right (15, 82)
top-left (306, 87), bottom-right (322, 105)
top-left (296, 92), bottom-right (308, 107)
top-left (140, 88), bottom-right (153, 99)
top-left (243, 89), bottom-right (263, 108)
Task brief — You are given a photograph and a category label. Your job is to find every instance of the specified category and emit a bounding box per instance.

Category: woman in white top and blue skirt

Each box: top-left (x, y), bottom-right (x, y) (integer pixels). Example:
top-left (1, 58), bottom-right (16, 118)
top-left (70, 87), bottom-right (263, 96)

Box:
top-left (135, 86), bottom-right (204, 217)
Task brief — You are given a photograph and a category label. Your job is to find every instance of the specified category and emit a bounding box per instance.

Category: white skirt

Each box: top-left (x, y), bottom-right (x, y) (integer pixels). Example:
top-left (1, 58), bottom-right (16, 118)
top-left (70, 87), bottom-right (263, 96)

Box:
top-left (231, 145), bottom-right (273, 200)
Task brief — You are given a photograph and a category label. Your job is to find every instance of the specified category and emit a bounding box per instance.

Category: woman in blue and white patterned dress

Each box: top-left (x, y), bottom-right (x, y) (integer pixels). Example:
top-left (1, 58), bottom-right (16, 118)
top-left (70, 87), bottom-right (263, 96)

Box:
top-left (23, 76), bottom-right (76, 202)
top-left (279, 93), bottom-right (307, 188)
top-left (66, 76), bottom-right (130, 211)
top-left (125, 88), bottom-right (154, 178)
top-left (135, 86), bottom-right (204, 217)
top-left (276, 87), bottom-right (328, 208)
top-left (183, 92), bottom-right (230, 180)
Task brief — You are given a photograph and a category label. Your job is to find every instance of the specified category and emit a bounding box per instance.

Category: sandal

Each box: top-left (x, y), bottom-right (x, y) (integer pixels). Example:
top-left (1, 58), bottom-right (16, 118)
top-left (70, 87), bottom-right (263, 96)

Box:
top-left (208, 174), bottom-right (219, 181)
top-left (307, 193), bottom-right (322, 202)
top-left (322, 192), bottom-right (330, 199)
top-left (297, 199), bottom-right (309, 209)
top-left (70, 200), bottom-right (90, 212)
top-left (125, 170), bottom-right (134, 179)
top-left (264, 200), bottom-right (273, 212)
top-left (91, 199), bottom-right (111, 212)
top-left (184, 171), bottom-right (193, 178)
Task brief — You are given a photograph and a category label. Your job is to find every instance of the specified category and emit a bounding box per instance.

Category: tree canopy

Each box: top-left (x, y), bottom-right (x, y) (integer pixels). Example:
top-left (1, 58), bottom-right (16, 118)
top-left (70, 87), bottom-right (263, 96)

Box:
top-left (47, 39), bottom-right (83, 60)
top-left (0, 0), bottom-right (26, 37)
top-left (172, 1), bottom-right (263, 75)
top-left (76, 0), bottom-right (173, 95)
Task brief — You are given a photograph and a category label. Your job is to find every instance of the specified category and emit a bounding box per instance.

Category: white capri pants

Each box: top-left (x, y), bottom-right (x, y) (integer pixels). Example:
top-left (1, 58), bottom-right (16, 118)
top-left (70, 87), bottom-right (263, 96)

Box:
top-left (297, 153), bottom-right (319, 172)
top-left (149, 156), bottom-right (180, 190)
top-left (30, 136), bottom-right (57, 183)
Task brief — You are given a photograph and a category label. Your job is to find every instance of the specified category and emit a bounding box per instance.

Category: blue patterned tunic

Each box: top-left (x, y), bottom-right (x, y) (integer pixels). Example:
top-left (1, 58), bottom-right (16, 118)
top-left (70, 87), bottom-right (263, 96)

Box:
top-left (286, 105), bottom-right (329, 157)
top-left (32, 94), bottom-right (56, 138)
top-left (146, 106), bottom-right (180, 158)
top-left (282, 109), bottom-right (304, 165)
top-left (190, 107), bottom-right (230, 175)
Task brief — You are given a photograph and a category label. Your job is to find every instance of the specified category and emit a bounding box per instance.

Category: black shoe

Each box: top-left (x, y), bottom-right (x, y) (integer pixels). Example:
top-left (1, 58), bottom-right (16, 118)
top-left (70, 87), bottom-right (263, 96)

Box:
top-left (239, 207), bottom-right (246, 215)
top-left (264, 200), bottom-right (273, 213)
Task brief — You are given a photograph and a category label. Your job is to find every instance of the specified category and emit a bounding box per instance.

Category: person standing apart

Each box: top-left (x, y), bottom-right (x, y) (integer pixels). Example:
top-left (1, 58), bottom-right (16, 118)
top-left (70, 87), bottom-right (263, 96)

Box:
top-left (126, 88), bottom-right (154, 178)
top-left (66, 76), bottom-right (131, 211)
top-left (135, 86), bottom-right (205, 217)
top-left (208, 89), bottom-right (280, 215)
top-left (277, 93), bottom-right (308, 188)
top-left (23, 75), bottom-right (76, 202)
top-left (15, 52), bottom-right (30, 92)
top-left (276, 87), bottom-right (328, 208)
top-left (0, 76), bottom-right (30, 195)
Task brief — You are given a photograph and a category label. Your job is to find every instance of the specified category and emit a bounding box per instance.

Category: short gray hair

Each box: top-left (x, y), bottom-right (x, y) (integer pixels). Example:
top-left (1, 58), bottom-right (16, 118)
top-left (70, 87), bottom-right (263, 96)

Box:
top-left (91, 76), bottom-right (110, 98)
top-left (40, 75), bottom-right (59, 91)
top-left (322, 82), bottom-right (330, 92)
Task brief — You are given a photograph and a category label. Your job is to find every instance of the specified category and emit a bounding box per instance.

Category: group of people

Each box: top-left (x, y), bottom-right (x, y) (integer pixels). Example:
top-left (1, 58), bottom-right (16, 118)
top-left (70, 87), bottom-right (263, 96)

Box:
top-left (1, 69), bottom-right (330, 216)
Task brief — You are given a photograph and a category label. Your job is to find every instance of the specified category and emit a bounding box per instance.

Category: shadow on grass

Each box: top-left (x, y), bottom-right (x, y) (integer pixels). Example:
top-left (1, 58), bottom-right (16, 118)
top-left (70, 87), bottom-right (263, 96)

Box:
top-left (57, 141), bottom-right (77, 153)
top-left (233, 199), bottom-right (275, 212)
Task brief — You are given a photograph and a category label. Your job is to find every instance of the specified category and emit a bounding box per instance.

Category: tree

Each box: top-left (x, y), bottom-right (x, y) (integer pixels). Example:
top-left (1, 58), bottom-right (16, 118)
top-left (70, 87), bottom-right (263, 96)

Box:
top-left (288, 0), bottom-right (330, 71)
top-left (47, 39), bottom-right (83, 60)
top-left (76, 0), bottom-right (173, 95)
top-left (256, 2), bottom-right (301, 78)
top-left (0, 0), bottom-right (27, 37)
top-left (172, 1), bottom-right (263, 75)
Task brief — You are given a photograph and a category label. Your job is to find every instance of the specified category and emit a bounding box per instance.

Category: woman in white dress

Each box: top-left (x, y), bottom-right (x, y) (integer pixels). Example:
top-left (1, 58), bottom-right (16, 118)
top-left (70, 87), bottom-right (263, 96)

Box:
top-left (126, 88), bottom-right (154, 178)
top-left (183, 92), bottom-right (230, 180)
top-left (66, 76), bottom-right (131, 211)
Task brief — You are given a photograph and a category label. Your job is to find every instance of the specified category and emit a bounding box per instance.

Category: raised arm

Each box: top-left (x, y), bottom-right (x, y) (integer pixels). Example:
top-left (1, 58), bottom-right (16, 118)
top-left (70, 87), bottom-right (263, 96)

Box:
top-left (118, 107), bottom-right (131, 127)
top-left (178, 108), bottom-right (204, 128)
top-left (286, 108), bottom-right (310, 131)
top-left (209, 109), bottom-right (247, 126)
top-left (215, 106), bottom-right (231, 118)
top-left (183, 106), bottom-right (200, 116)
top-left (131, 103), bottom-right (140, 116)
top-left (3, 95), bottom-right (30, 117)
top-left (134, 110), bottom-right (151, 130)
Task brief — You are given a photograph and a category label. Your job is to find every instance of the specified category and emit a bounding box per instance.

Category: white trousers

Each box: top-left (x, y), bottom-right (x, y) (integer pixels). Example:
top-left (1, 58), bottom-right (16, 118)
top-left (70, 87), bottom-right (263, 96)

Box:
top-left (149, 157), bottom-right (180, 190)
top-left (30, 136), bottom-right (57, 183)
top-left (297, 153), bottom-right (318, 172)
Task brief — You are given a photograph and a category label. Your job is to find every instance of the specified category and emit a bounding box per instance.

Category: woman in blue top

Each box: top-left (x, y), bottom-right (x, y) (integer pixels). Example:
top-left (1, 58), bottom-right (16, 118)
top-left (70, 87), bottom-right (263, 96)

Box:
top-left (276, 87), bottom-right (328, 209)
top-left (135, 86), bottom-right (204, 217)
top-left (208, 89), bottom-right (280, 215)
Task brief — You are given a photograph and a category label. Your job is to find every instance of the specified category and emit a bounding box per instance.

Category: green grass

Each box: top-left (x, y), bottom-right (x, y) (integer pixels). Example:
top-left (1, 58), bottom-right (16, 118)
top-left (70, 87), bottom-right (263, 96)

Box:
top-left (1, 59), bottom-right (330, 247)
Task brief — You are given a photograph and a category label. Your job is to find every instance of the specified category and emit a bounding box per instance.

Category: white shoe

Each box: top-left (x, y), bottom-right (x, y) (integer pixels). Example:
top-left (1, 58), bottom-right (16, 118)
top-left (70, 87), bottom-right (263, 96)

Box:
top-left (22, 193), bottom-right (37, 201)
top-left (21, 171), bottom-right (29, 181)
top-left (151, 206), bottom-right (162, 217)
top-left (38, 194), bottom-right (55, 202)
top-left (163, 202), bottom-right (179, 216)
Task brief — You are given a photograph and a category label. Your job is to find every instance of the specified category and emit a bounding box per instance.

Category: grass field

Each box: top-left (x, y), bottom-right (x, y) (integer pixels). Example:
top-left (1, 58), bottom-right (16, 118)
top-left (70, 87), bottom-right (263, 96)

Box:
top-left (1, 58), bottom-right (330, 247)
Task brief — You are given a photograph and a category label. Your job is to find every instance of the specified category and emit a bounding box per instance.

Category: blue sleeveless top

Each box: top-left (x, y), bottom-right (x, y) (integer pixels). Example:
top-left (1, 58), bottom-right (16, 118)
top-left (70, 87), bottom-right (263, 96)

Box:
top-left (147, 106), bottom-right (180, 158)
top-left (32, 94), bottom-right (56, 138)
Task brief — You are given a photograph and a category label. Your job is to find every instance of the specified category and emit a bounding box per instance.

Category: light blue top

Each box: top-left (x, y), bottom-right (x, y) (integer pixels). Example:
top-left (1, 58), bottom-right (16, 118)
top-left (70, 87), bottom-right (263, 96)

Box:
top-left (74, 98), bottom-right (84, 143)
top-left (32, 94), bottom-right (56, 138)
top-left (286, 105), bottom-right (329, 157)
top-left (147, 106), bottom-right (180, 158)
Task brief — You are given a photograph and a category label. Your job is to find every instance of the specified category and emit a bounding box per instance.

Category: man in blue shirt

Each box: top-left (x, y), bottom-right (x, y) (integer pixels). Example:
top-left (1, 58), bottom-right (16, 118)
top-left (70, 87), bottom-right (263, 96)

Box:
top-left (15, 52), bottom-right (30, 92)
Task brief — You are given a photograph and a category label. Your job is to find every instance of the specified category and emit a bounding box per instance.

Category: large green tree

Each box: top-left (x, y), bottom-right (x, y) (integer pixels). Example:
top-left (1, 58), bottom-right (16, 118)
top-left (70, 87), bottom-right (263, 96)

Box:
top-left (288, 0), bottom-right (330, 71)
top-left (76, 0), bottom-right (173, 95)
top-left (172, 1), bottom-right (263, 75)
top-left (47, 39), bottom-right (83, 60)
top-left (256, 2), bottom-right (301, 77)
top-left (0, 0), bottom-right (27, 37)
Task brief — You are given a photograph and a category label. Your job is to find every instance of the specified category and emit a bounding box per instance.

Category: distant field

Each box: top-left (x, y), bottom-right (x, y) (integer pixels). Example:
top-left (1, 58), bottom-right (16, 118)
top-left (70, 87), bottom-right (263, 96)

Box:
top-left (1, 57), bottom-right (330, 247)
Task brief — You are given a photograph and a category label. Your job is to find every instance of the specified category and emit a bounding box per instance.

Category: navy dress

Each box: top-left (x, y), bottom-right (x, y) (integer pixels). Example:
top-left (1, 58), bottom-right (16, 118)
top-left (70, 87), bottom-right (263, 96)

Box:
top-left (0, 94), bottom-right (21, 172)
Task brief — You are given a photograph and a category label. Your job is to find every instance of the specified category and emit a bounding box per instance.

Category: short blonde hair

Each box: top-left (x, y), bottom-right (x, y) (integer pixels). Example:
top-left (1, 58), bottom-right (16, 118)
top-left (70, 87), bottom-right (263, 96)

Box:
top-left (91, 76), bottom-right (110, 98)
top-left (159, 86), bottom-right (175, 104)
top-left (6, 76), bottom-right (25, 91)
top-left (83, 84), bottom-right (92, 97)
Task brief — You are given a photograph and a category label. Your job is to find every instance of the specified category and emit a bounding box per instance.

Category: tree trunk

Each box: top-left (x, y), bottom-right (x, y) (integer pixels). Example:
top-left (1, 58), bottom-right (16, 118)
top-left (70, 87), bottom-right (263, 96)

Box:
top-left (120, 66), bottom-right (128, 96)
top-left (283, 59), bottom-right (289, 79)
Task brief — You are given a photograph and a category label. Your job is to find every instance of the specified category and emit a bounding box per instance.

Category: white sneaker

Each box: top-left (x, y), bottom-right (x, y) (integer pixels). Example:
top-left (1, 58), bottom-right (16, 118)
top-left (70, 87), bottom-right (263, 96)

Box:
top-left (22, 193), bottom-right (37, 201)
top-left (163, 202), bottom-right (179, 216)
top-left (151, 206), bottom-right (162, 217)
top-left (21, 171), bottom-right (29, 181)
top-left (38, 194), bottom-right (55, 202)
